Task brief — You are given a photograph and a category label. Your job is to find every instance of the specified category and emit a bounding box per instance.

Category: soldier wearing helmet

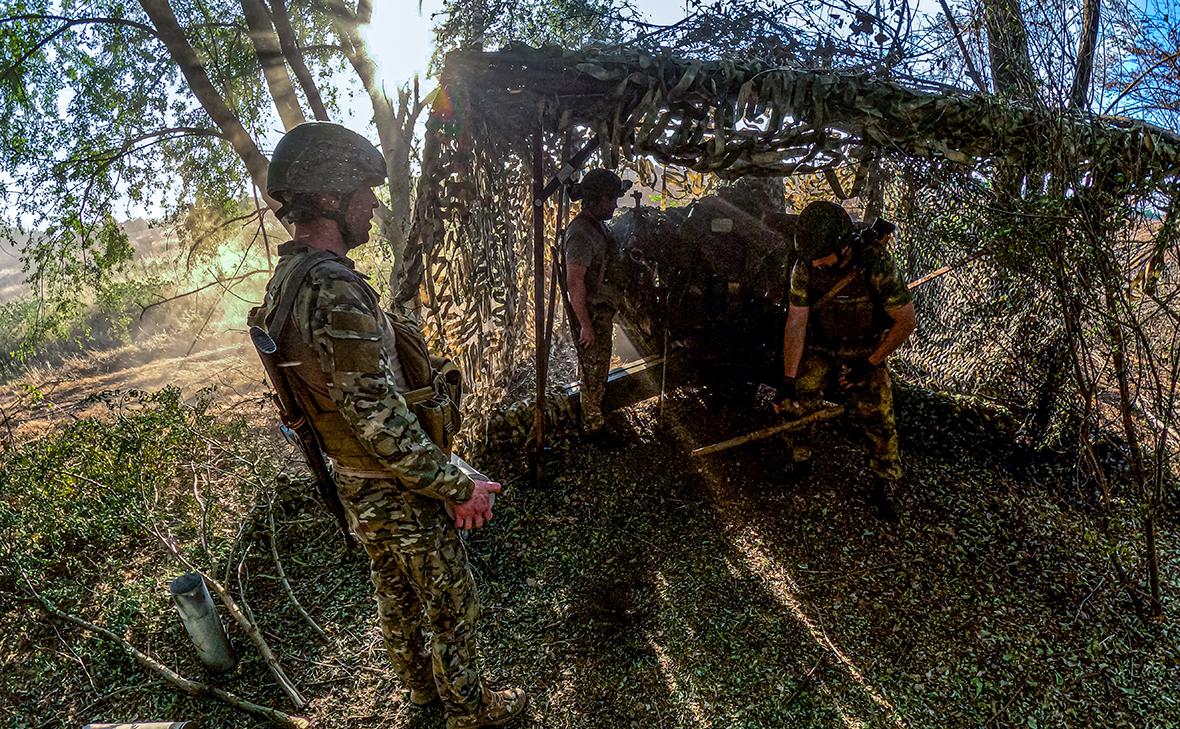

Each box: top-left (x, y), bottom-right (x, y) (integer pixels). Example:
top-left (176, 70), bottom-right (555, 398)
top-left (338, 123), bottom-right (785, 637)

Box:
top-left (565, 168), bottom-right (632, 445)
top-left (780, 200), bottom-right (917, 521)
top-left (248, 122), bottom-right (526, 729)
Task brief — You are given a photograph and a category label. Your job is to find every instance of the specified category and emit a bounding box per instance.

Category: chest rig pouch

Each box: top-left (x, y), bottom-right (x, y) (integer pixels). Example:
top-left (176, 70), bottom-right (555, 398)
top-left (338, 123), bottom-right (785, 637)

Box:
top-left (383, 310), bottom-right (463, 455)
top-left (264, 253), bottom-right (463, 456)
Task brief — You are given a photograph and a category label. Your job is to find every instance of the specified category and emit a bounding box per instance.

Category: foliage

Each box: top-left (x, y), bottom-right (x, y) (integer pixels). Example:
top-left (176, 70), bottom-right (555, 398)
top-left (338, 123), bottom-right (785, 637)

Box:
top-left (0, 0), bottom-right (347, 318)
top-left (431, 0), bottom-right (635, 67)
top-left (0, 387), bottom-right (288, 723)
top-left (0, 387), bottom-right (256, 606)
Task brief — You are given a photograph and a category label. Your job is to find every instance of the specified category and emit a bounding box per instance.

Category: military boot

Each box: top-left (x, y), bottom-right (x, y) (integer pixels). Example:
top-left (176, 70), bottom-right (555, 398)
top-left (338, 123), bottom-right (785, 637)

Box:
top-left (867, 477), bottom-right (900, 523)
top-left (446, 687), bottom-right (528, 729)
top-left (409, 685), bottom-right (438, 707)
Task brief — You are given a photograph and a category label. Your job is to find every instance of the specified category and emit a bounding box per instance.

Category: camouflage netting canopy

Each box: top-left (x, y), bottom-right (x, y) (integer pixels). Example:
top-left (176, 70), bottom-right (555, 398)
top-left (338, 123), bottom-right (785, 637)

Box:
top-left (434, 44), bottom-right (1180, 181)
top-left (408, 44), bottom-right (1180, 447)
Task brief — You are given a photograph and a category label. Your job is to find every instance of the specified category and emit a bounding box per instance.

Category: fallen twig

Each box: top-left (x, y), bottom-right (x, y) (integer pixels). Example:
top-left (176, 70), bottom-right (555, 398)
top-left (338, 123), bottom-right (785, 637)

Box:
top-left (268, 499), bottom-right (330, 641)
top-left (152, 528), bottom-right (307, 709)
top-left (691, 406), bottom-right (845, 457)
top-left (22, 572), bottom-right (308, 728)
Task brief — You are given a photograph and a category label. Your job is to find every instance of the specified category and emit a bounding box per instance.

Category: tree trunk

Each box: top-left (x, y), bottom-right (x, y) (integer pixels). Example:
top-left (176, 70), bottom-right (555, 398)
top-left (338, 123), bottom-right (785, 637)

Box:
top-left (138, 0), bottom-right (286, 220)
top-left (269, 0), bottom-right (330, 121)
top-left (1070, 0), bottom-right (1101, 110)
top-left (240, 0), bottom-right (305, 130)
top-left (323, 1), bottom-right (420, 291)
top-left (983, 0), bottom-right (1038, 100)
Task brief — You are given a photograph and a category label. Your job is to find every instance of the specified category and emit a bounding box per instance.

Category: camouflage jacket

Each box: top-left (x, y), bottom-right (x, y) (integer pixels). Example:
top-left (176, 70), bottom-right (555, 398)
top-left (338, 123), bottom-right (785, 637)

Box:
top-left (788, 245), bottom-right (911, 355)
top-left (250, 241), bottom-right (474, 504)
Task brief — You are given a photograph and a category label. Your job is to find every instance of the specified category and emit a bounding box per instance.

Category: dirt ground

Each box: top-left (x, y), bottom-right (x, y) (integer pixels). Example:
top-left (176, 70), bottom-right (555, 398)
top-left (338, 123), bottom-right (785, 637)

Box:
top-left (0, 334), bottom-right (262, 444)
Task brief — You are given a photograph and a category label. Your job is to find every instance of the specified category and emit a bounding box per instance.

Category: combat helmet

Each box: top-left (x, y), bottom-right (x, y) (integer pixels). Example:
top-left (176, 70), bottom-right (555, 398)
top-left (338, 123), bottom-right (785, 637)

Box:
top-left (267, 122), bottom-right (386, 205)
top-left (794, 200), bottom-right (857, 262)
top-left (572, 169), bottom-right (632, 202)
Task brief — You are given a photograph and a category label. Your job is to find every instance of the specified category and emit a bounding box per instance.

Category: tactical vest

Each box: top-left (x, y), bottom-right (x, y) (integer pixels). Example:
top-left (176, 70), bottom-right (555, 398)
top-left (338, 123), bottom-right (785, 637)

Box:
top-left (259, 252), bottom-right (462, 472)
top-left (807, 264), bottom-right (890, 357)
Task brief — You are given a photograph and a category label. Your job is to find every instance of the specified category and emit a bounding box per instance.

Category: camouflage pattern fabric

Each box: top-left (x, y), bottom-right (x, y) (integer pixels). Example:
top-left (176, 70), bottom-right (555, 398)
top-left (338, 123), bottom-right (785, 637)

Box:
top-left (254, 241), bottom-right (476, 501)
top-left (251, 241), bottom-right (488, 713)
top-left (785, 351), bottom-right (903, 482)
top-left (788, 245), bottom-right (912, 311)
top-left (573, 307), bottom-right (615, 432)
top-left (336, 472), bottom-right (484, 715)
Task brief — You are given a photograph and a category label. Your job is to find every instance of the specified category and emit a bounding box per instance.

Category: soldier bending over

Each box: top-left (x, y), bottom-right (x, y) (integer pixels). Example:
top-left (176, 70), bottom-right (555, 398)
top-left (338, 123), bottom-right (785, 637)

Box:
top-left (781, 201), bottom-right (917, 521)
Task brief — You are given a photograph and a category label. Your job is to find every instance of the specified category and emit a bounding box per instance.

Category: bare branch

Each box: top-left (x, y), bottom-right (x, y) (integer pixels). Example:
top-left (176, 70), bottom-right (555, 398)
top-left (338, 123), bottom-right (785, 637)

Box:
top-left (1104, 49), bottom-right (1180, 115)
top-left (936, 0), bottom-right (987, 93)
top-left (151, 528), bottom-right (308, 709)
top-left (22, 571), bottom-right (310, 728)
top-left (268, 498), bottom-right (330, 641)
top-left (139, 269), bottom-right (270, 319)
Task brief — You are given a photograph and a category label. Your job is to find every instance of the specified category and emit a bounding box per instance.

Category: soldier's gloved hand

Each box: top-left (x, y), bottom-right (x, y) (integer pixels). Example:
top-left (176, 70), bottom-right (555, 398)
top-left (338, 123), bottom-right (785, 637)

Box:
top-left (452, 479), bottom-right (501, 530)
top-left (841, 358), bottom-right (877, 388)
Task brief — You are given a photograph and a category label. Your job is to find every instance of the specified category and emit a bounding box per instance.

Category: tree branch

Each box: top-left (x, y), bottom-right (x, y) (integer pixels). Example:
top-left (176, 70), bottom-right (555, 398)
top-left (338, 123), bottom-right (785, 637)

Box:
top-left (240, 0), bottom-right (306, 130)
top-left (1069, 0), bottom-right (1101, 110)
top-left (269, 0), bottom-right (330, 121)
top-left (138, 0), bottom-right (288, 227)
top-left (22, 572), bottom-right (310, 728)
top-left (936, 0), bottom-right (987, 93)
top-left (152, 528), bottom-right (308, 709)
top-left (0, 15), bottom-right (159, 81)
top-left (139, 270), bottom-right (270, 319)
top-left (1104, 49), bottom-right (1180, 115)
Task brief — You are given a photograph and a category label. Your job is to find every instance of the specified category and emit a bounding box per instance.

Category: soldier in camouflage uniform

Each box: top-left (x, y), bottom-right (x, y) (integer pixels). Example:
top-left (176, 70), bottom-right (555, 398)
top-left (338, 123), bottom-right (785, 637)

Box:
top-left (565, 169), bottom-right (632, 443)
top-left (249, 122), bottom-right (526, 729)
top-left (781, 200), bottom-right (917, 520)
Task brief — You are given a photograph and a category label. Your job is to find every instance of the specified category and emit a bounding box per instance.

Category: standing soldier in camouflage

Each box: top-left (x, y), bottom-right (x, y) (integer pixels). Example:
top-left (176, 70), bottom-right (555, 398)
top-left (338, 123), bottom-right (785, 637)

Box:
top-left (565, 169), bottom-right (632, 444)
top-left (781, 200), bottom-right (917, 521)
top-left (249, 122), bottom-right (526, 729)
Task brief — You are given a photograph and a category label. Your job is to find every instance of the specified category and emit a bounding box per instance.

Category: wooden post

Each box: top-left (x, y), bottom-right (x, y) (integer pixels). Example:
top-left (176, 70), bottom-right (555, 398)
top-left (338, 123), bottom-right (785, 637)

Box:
top-left (169, 573), bottom-right (237, 674)
top-left (530, 128), bottom-right (547, 483)
top-left (690, 406), bottom-right (846, 457)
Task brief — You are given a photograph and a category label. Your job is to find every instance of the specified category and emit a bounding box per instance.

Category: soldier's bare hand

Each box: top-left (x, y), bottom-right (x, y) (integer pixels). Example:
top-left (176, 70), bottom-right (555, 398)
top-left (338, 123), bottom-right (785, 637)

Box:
top-left (452, 479), bottom-right (501, 530)
top-left (577, 326), bottom-right (595, 349)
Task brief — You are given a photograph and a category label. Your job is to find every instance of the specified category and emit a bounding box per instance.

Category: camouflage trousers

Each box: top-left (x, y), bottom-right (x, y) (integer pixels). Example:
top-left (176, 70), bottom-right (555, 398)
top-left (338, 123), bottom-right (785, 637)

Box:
top-left (334, 473), bottom-right (484, 715)
top-left (787, 350), bottom-right (903, 482)
top-left (573, 306), bottom-right (615, 432)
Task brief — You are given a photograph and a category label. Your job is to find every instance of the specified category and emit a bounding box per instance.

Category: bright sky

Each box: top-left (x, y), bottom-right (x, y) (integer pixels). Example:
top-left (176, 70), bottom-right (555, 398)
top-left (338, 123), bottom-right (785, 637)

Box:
top-left (362, 1), bottom-right (691, 106)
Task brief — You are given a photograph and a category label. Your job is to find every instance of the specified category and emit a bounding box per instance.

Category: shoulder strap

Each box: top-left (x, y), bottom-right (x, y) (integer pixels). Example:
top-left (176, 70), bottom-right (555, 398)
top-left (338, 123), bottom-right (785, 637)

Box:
top-left (266, 251), bottom-right (338, 342)
top-left (587, 217), bottom-right (615, 291)
top-left (811, 267), bottom-right (862, 312)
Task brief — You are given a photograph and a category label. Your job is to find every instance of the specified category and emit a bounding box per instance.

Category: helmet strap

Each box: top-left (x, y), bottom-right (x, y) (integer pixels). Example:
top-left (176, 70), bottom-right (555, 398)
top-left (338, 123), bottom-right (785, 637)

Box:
top-left (321, 190), bottom-right (359, 250)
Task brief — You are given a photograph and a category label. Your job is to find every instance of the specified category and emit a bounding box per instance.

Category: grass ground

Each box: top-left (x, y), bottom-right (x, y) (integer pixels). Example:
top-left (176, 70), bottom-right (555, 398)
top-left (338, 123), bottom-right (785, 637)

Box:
top-left (3, 375), bottom-right (1178, 728)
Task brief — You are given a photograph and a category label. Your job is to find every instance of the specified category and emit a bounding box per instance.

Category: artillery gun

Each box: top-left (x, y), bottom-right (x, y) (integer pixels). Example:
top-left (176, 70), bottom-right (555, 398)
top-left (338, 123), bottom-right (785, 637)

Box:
top-left (608, 188), bottom-right (798, 386)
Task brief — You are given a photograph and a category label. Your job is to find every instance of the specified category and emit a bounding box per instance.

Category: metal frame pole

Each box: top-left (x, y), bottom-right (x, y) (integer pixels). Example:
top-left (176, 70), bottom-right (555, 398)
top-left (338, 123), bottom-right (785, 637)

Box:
top-left (531, 128), bottom-right (547, 482)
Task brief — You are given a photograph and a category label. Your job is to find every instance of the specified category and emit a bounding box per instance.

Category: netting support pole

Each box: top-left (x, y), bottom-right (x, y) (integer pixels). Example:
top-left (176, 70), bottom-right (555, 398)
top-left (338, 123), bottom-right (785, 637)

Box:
top-left (530, 127), bottom-right (548, 484)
